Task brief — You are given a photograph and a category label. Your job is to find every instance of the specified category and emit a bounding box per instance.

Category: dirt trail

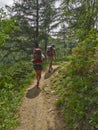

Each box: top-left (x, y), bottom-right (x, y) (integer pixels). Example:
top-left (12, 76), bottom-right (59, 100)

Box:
top-left (15, 65), bottom-right (66, 130)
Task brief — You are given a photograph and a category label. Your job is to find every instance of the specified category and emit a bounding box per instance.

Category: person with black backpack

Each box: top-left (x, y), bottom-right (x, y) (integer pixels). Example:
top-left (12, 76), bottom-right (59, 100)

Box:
top-left (32, 47), bottom-right (45, 88)
top-left (46, 44), bottom-right (56, 72)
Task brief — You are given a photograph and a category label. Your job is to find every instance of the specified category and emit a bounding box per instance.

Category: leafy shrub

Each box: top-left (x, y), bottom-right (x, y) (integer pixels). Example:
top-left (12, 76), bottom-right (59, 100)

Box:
top-left (0, 61), bottom-right (35, 130)
top-left (53, 30), bottom-right (98, 130)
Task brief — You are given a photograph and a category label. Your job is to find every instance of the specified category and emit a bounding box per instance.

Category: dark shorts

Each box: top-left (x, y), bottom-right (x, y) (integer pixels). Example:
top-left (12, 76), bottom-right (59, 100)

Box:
top-left (33, 64), bottom-right (43, 70)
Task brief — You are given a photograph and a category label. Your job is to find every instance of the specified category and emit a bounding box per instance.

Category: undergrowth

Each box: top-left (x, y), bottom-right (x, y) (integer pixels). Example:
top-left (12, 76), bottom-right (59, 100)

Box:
top-left (52, 30), bottom-right (98, 130)
top-left (0, 61), bottom-right (35, 130)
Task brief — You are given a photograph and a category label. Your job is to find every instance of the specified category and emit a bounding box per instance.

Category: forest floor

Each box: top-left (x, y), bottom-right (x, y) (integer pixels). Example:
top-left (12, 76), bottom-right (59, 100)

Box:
top-left (15, 65), bottom-right (66, 130)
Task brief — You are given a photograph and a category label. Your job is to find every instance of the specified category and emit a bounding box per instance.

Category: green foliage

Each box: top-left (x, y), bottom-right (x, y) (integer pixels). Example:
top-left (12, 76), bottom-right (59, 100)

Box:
top-left (0, 7), bottom-right (36, 130)
top-left (0, 61), bottom-right (35, 130)
top-left (52, 30), bottom-right (98, 130)
top-left (0, 89), bottom-right (20, 130)
top-left (0, 9), bottom-right (19, 46)
top-left (9, 0), bottom-right (58, 48)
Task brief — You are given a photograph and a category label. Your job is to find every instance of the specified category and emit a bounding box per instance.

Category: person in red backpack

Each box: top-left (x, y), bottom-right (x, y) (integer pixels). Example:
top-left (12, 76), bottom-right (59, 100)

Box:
top-left (32, 47), bottom-right (45, 88)
top-left (46, 44), bottom-right (56, 72)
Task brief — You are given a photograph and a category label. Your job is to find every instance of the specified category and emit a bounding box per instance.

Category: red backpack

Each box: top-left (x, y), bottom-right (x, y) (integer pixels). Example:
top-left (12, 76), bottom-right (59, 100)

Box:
top-left (33, 48), bottom-right (42, 64)
top-left (46, 46), bottom-right (54, 57)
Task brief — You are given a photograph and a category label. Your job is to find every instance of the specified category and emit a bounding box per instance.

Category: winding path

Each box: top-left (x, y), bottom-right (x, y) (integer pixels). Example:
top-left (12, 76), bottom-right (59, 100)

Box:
top-left (15, 65), bottom-right (66, 130)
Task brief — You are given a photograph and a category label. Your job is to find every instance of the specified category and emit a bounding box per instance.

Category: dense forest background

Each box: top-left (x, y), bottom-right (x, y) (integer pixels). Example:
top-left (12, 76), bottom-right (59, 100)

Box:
top-left (0, 0), bottom-right (98, 130)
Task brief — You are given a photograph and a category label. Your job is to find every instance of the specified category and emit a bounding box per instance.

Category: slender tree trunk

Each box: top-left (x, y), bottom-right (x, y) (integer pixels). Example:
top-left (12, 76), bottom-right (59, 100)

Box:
top-left (35, 0), bottom-right (39, 48)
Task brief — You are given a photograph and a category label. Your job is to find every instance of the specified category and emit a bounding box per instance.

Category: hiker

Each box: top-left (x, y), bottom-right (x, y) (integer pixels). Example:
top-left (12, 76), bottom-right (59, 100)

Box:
top-left (32, 47), bottom-right (45, 88)
top-left (46, 44), bottom-right (56, 72)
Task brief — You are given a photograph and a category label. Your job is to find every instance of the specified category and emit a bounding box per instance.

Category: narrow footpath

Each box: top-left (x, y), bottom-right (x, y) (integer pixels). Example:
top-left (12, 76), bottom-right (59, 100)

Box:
top-left (15, 65), bottom-right (66, 130)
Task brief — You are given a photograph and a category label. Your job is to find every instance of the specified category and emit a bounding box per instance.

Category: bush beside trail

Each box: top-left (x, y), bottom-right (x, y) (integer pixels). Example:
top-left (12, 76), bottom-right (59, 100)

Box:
top-left (52, 30), bottom-right (98, 130)
top-left (0, 61), bottom-right (35, 130)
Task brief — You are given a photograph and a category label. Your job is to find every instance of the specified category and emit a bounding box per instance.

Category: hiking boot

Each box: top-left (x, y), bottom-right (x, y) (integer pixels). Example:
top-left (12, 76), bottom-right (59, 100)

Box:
top-left (48, 70), bottom-right (51, 73)
top-left (36, 82), bottom-right (39, 88)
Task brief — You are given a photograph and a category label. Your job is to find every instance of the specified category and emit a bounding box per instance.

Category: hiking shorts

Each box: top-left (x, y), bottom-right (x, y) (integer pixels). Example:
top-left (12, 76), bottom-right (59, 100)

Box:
top-left (33, 64), bottom-right (43, 70)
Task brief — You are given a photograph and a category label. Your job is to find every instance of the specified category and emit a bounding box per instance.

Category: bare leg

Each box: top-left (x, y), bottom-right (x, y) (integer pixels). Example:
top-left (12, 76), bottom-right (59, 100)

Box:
top-left (36, 70), bottom-right (42, 87)
top-left (49, 57), bottom-right (53, 72)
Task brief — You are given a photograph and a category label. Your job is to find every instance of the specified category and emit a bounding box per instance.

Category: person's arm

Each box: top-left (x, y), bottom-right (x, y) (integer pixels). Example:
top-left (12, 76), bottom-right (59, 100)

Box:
top-left (42, 54), bottom-right (45, 61)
